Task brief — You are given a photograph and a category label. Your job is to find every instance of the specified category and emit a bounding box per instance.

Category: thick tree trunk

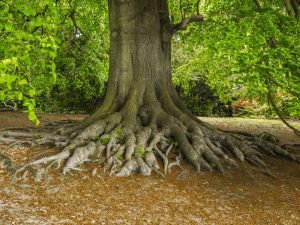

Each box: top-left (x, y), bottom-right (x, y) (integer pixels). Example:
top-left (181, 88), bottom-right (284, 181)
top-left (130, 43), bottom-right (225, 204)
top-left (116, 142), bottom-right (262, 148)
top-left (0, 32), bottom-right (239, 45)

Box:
top-left (2, 0), bottom-right (298, 179)
top-left (86, 0), bottom-right (174, 125)
top-left (87, 0), bottom-right (198, 133)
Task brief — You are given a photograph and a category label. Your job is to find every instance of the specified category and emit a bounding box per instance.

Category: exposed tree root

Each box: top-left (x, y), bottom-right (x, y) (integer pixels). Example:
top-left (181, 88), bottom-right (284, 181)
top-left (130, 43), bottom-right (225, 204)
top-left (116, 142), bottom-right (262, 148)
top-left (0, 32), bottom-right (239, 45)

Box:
top-left (2, 0), bottom-right (298, 181)
top-left (0, 152), bottom-right (16, 176)
top-left (0, 92), bottom-right (299, 182)
top-left (45, 119), bottom-right (79, 130)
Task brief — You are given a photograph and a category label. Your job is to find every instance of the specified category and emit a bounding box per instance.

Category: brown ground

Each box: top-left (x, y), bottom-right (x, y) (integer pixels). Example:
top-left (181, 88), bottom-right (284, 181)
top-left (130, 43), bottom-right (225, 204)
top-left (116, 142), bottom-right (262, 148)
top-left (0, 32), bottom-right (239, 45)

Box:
top-left (0, 112), bottom-right (299, 225)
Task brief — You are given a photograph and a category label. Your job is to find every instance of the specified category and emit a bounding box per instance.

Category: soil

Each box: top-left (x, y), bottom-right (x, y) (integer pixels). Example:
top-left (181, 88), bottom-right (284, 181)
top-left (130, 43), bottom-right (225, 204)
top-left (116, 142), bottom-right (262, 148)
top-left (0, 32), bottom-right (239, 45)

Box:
top-left (0, 112), bottom-right (299, 225)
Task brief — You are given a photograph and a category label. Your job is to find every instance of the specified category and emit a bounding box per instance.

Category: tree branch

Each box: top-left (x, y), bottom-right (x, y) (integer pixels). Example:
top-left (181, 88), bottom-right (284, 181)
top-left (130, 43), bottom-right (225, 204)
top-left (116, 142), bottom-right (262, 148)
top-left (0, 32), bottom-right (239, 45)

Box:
top-left (269, 78), bottom-right (298, 97)
top-left (284, 0), bottom-right (294, 16)
top-left (34, 5), bottom-right (49, 18)
top-left (284, 0), bottom-right (299, 18)
top-left (290, 0), bottom-right (299, 18)
top-left (196, 0), bottom-right (201, 15)
top-left (172, 15), bottom-right (204, 34)
top-left (69, 10), bottom-right (89, 39)
top-left (252, 0), bottom-right (261, 11)
top-left (267, 79), bottom-right (300, 138)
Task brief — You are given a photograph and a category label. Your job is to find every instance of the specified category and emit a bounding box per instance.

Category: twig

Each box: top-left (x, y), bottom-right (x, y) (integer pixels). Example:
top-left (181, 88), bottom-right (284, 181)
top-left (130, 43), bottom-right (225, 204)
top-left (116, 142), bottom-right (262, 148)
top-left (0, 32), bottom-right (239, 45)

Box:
top-left (172, 15), bottom-right (204, 33)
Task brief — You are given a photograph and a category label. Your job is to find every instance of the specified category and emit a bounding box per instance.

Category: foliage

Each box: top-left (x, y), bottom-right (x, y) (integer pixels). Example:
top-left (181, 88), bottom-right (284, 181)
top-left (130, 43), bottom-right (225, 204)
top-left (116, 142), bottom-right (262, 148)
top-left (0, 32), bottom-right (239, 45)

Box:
top-left (43, 0), bottom-right (109, 113)
top-left (0, 0), bottom-right (109, 117)
top-left (172, 40), bottom-right (232, 116)
top-left (0, 0), bottom-right (299, 120)
top-left (171, 0), bottom-right (300, 118)
top-left (0, 0), bottom-right (59, 124)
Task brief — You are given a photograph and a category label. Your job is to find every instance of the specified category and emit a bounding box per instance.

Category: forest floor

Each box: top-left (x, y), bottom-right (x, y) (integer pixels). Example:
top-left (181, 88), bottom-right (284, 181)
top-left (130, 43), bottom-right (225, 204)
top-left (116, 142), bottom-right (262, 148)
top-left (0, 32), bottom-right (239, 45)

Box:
top-left (0, 112), bottom-right (299, 225)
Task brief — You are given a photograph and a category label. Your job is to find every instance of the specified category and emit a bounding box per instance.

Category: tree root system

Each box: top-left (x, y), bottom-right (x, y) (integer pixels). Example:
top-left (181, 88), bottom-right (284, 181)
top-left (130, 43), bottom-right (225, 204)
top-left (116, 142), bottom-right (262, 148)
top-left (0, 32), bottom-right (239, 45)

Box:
top-left (1, 92), bottom-right (299, 182)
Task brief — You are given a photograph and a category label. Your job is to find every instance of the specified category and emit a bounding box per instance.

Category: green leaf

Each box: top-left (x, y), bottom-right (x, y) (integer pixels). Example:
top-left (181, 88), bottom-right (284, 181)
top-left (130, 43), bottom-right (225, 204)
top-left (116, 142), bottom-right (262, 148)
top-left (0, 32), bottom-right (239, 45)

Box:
top-left (0, 92), bottom-right (6, 101)
top-left (7, 82), bottom-right (12, 90)
top-left (17, 92), bottom-right (23, 100)
top-left (35, 119), bottom-right (40, 126)
top-left (28, 111), bottom-right (37, 121)
top-left (23, 7), bottom-right (35, 16)
top-left (18, 79), bottom-right (28, 86)
top-left (11, 57), bottom-right (18, 66)
top-left (23, 100), bottom-right (35, 111)
top-left (2, 59), bottom-right (12, 65)
top-left (4, 24), bottom-right (13, 32)
top-left (0, 77), bottom-right (6, 84)
top-left (49, 51), bottom-right (57, 59)
top-left (29, 89), bottom-right (36, 97)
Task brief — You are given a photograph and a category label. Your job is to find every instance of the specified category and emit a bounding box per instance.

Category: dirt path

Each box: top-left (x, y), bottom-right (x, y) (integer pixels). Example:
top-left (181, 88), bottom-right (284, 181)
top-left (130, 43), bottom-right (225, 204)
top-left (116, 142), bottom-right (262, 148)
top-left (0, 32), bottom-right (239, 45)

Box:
top-left (0, 112), bottom-right (299, 224)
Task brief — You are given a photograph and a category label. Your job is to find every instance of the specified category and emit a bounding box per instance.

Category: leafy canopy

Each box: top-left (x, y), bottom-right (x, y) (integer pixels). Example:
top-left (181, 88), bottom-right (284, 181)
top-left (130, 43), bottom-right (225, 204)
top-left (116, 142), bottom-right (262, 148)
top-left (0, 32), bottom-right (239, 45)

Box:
top-left (0, 0), bottom-right (299, 122)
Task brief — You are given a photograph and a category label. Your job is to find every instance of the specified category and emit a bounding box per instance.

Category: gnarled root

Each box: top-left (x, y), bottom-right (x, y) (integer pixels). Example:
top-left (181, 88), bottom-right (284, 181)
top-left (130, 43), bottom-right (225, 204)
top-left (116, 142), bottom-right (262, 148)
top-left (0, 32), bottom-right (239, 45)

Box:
top-left (1, 90), bottom-right (299, 181)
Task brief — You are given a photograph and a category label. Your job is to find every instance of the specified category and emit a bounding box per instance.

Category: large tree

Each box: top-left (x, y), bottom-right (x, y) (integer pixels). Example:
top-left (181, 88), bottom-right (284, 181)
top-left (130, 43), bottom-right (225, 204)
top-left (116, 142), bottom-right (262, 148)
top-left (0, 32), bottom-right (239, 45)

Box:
top-left (1, 0), bottom-right (299, 177)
